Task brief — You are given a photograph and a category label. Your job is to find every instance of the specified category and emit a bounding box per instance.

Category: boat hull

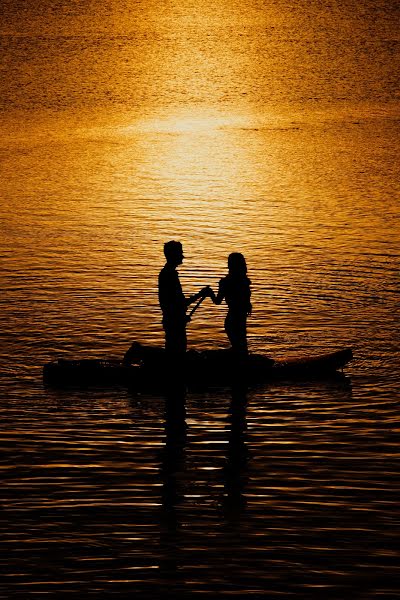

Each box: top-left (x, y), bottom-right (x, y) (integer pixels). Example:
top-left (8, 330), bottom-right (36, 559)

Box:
top-left (43, 347), bottom-right (353, 389)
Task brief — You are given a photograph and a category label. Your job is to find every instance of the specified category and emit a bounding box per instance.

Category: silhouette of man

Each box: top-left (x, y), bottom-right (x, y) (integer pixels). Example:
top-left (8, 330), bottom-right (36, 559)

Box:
top-left (159, 241), bottom-right (209, 359)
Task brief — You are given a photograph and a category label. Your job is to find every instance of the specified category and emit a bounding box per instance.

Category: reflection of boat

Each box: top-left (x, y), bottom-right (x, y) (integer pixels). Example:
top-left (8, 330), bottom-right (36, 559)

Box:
top-left (43, 344), bottom-right (353, 388)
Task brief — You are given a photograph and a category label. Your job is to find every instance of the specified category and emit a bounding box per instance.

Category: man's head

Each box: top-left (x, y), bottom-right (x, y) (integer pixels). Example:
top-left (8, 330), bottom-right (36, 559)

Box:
top-left (164, 240), bottom-right (184, 266)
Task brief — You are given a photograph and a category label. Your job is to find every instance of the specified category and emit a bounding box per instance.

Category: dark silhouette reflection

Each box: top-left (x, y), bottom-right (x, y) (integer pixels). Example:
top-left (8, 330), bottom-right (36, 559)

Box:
top-left (160, 392), bottom-right (187, 513)
top-left (158, 388), bottom-right (187, 584)
top-left (158, 384), bottom-right (250, 589)
top-left (222, 385), bottom-right (249, 522)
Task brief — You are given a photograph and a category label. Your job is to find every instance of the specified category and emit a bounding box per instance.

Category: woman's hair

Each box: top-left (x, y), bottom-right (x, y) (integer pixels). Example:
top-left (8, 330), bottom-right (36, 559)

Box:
top-left (228, 252), bottom-right (247, 276)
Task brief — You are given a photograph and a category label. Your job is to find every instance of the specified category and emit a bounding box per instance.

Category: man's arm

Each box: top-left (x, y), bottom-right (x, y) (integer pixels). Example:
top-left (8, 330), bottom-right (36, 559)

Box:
top-left (185, 286), bottom-right (212, 307)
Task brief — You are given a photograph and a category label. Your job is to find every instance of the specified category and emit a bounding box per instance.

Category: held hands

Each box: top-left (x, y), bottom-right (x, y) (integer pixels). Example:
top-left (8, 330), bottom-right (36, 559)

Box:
top-left (199, 285), bottom-right (214, 300)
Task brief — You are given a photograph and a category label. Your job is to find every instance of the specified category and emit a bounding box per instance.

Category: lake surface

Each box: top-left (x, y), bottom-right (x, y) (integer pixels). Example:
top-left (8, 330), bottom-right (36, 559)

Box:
top-left (1, 0), bottom-right (399, 597)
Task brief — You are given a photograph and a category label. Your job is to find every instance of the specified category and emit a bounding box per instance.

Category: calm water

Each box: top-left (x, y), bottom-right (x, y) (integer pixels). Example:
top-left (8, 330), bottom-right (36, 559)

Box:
top-left (1, 0), bottom-right (399, 597)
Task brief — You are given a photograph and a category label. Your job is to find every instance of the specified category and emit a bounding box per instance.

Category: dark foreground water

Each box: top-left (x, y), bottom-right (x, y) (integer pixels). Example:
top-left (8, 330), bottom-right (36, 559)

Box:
top-left (1, 0), bottom-right (399, 597)
top-left (1, 371), bottom-right (399, 599)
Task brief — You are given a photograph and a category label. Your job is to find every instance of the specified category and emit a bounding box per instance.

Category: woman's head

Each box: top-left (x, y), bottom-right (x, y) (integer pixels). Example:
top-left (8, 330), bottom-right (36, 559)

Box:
top-left (228, 252), bottom-right (247, 276)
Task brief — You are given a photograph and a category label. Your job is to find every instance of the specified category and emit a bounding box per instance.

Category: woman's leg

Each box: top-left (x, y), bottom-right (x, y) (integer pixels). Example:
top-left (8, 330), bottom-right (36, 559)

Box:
top-left (225, 313), bottom-right (248, 355)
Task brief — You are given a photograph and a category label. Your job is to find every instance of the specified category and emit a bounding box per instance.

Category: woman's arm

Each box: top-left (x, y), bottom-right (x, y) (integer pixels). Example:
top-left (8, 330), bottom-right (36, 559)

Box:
top-left (186, 286), bottom-right (212, 307)
top-left (210, 280), bottom-right (225, 305)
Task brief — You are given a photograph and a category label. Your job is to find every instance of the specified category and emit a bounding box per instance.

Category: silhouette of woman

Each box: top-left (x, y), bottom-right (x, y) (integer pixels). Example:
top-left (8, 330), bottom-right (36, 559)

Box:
top-left (210, 253), bottom-right (252, 356)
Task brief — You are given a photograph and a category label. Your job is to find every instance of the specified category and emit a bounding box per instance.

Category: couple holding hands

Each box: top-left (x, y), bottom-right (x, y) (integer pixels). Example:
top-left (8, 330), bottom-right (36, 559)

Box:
top-left (158, 240), bottom-right (252, 359)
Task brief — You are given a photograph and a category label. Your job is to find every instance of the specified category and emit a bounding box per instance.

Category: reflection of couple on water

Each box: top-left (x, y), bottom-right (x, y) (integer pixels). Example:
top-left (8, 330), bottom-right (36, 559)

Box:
top-left (158, 240), bottom-right (252, 359)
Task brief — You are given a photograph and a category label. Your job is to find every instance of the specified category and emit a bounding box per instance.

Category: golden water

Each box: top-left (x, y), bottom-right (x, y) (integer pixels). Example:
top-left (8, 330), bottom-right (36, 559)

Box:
top-left (1, 0), bottom-right (399, 596)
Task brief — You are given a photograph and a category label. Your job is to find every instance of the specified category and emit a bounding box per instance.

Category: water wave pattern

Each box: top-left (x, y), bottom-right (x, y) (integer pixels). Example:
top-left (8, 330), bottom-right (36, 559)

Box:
top-left (1, 383), bottom-right (399, 598)
top-left (1, 114), bottom-right (399, 598)
top-left (1, 0), bottom-right (399, 596)
top-left (1, 112), bottom-right (399, 599)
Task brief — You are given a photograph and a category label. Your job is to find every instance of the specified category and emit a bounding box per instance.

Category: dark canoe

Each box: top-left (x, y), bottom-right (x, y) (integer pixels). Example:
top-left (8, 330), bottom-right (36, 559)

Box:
top-left (43, 346), bottom-right (353, 389)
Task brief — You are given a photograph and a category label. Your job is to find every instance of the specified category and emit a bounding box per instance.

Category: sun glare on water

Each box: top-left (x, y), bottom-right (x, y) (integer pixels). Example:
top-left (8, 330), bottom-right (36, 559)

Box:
top-left (131, 111), bottom-right (251, 134)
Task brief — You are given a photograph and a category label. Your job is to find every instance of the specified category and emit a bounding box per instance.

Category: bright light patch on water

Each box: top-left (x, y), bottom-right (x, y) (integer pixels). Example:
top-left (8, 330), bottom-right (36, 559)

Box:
top-left (126, 110), bottom-right (251, 134)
